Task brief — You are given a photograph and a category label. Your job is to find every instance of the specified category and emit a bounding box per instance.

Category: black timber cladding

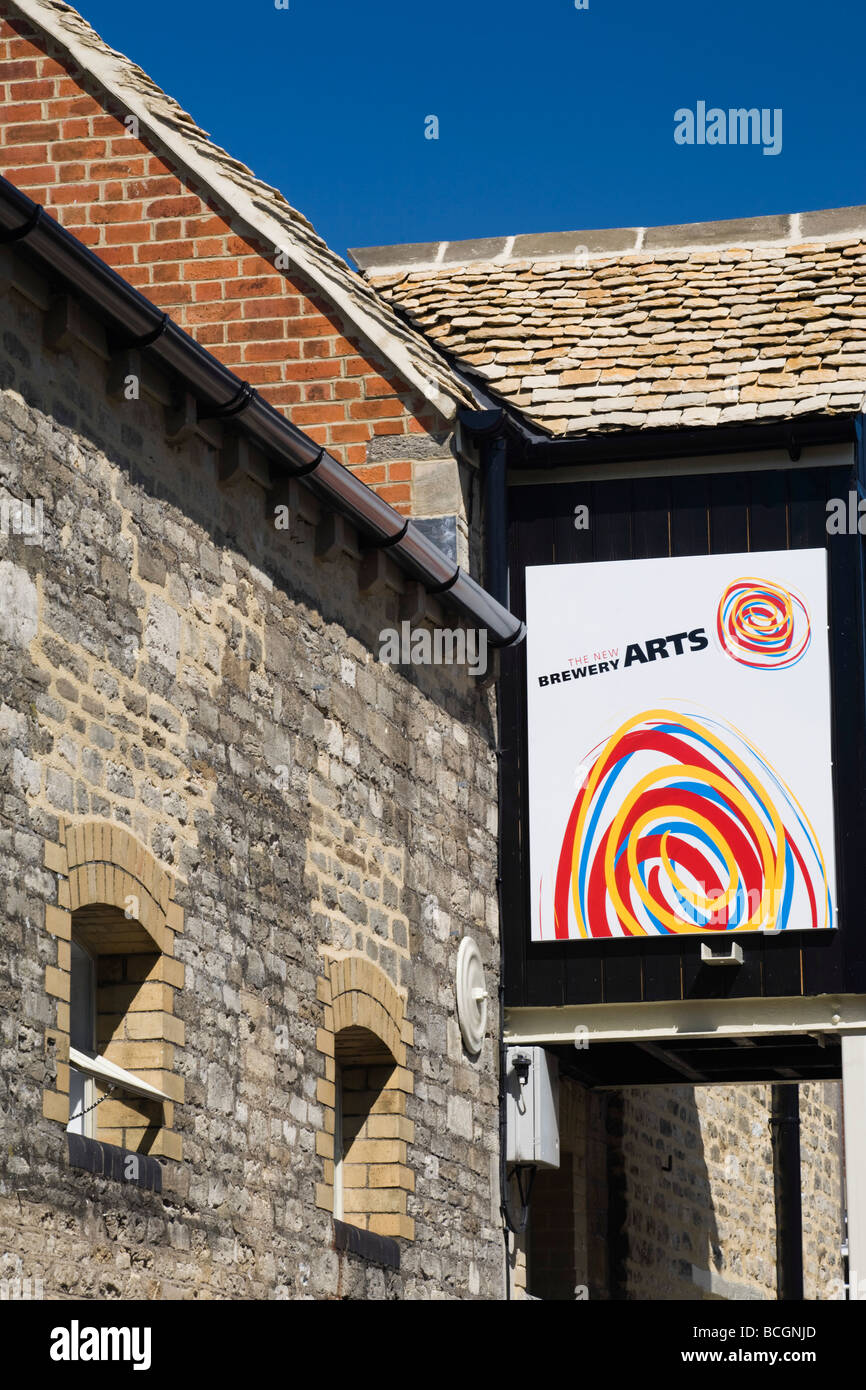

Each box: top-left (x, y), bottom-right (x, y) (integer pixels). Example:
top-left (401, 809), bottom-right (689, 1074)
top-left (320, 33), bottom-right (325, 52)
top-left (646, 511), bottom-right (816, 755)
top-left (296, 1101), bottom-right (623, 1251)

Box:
top-left (500, 456), bottom-right (866, 1015)
top-left (551, 1032), bottom-right (844, 1089)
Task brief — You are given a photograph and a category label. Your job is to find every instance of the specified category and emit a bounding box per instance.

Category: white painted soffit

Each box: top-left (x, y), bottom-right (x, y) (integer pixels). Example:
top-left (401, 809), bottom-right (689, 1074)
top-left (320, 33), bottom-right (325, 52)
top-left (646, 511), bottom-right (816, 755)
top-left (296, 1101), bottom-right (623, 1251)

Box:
top-left (505, 994), bottom-right (866, 1044)
top-left (9, 0), bottom-right (471, 423)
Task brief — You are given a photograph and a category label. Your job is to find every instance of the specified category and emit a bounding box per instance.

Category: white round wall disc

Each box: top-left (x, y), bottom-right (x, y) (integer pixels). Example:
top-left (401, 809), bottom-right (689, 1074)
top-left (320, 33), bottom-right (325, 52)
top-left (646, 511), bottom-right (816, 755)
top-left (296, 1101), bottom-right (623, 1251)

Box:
top-left (456, 935), bottom-right (488, 1056)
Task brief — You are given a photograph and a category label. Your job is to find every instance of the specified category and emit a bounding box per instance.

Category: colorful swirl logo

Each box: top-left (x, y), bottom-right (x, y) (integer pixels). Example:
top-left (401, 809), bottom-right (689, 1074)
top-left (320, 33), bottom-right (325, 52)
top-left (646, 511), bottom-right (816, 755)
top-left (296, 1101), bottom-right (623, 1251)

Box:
top-left (552, 709), bottom-right (831, 940)
top-left (716, 577), bottom-right (811, 670)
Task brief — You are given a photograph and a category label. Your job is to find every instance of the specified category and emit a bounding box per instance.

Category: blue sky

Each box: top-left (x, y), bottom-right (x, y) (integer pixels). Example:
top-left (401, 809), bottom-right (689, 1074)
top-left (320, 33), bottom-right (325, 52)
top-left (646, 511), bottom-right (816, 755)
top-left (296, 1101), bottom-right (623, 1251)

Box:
top-left (77, 0), bottom-right (864, 262)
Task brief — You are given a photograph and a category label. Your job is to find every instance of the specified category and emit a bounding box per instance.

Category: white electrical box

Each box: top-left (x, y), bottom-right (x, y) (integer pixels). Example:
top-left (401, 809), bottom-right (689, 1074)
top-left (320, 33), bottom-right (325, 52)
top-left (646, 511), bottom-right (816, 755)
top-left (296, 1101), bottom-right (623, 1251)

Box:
top-left (505, 1046), bottom-right (560, 1169)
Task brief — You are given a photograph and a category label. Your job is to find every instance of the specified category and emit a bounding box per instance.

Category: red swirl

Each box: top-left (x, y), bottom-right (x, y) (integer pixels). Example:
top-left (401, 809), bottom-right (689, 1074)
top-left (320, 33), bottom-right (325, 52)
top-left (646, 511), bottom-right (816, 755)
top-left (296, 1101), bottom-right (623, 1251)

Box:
top-left (716, 577), bottom-right (810, 670)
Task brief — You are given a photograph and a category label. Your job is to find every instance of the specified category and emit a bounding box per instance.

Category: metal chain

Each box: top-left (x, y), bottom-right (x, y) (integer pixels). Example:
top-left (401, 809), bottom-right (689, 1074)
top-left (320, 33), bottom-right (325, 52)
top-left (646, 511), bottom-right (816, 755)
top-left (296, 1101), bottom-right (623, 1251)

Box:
top-left (70, 1081), bottom-right (116, 1122)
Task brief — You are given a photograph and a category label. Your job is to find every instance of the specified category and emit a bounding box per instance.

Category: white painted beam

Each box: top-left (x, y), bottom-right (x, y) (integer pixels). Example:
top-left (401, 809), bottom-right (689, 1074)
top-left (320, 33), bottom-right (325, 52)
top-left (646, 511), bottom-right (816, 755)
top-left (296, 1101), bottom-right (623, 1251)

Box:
top-left (506, 994), bottom-right (866, 1045)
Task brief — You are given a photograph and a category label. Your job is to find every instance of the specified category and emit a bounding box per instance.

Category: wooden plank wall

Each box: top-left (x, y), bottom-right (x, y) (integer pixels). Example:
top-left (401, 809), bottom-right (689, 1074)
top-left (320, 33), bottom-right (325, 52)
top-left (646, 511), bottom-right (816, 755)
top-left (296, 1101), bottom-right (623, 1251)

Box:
top-left (501, 462), bottom-right (866, 1007)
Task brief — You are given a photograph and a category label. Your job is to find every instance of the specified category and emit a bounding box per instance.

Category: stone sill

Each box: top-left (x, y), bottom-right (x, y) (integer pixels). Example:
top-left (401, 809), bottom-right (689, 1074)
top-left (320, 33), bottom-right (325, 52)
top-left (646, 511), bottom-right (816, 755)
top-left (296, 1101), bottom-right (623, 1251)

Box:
top-left (67, 1133), bottom-right (163, 1192)
top-left (332, 1218), bottom-right (400, 1270)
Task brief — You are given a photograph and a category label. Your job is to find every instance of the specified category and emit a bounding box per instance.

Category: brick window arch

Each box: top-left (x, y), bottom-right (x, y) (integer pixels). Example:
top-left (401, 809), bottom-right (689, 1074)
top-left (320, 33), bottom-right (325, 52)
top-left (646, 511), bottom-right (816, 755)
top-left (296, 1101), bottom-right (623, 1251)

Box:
top-left (316, 955), bottom-right (414, 1241)
top-left (42, 820), bottom-right (184, 1161)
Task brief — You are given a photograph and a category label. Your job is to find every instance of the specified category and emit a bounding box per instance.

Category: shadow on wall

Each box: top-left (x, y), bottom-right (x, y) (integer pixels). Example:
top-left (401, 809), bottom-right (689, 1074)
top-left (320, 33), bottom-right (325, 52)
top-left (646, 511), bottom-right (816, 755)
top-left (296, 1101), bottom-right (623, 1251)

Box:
top-left (615, 1086), bottom-right (722, 1300)
top-left (616, 1084), bottom-right (779, 1301)
top-left (527, 1080), bottom-right (781, 1301)
top-left (527, 1078), bottom-right (844, 1301)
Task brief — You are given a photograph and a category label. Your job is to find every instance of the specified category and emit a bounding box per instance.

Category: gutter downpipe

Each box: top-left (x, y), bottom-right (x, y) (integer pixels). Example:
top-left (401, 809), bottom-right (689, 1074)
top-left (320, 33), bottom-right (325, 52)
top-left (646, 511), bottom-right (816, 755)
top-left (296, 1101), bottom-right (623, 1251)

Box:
top-left (460, 407), bottom-right (522, 1298)
top-left (770, 1085), bottom-right (804, 1300)
top-left (462, 408), bottom-right (509, 608)
top-left (0, 178), bottom-right (524, 650)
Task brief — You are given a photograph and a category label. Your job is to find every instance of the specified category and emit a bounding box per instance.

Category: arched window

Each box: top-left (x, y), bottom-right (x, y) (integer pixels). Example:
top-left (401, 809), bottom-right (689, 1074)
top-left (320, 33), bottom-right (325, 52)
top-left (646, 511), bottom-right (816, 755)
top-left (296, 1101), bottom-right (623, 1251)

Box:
top-left (42, 821), bottom-right (185, 1164)
top-left (333, 1025), bottom-right (400, 1227)
top-left (67, 903), bottom-right (171, 1152)
top-left (316, 955), bottom-right (414, 1243)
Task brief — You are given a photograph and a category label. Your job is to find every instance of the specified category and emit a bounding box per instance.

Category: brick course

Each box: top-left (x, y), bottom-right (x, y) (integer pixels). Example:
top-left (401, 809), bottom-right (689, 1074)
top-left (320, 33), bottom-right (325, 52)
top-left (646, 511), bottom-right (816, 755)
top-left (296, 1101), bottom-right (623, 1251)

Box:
top-left (0, 11), bottom-right (448, 516)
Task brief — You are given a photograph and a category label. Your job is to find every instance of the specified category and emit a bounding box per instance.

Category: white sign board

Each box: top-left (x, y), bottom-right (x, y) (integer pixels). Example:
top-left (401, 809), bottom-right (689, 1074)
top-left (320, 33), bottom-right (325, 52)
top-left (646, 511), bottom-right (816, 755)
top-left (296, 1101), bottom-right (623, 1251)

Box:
top-left (526, 550), bottom-right (835, 943)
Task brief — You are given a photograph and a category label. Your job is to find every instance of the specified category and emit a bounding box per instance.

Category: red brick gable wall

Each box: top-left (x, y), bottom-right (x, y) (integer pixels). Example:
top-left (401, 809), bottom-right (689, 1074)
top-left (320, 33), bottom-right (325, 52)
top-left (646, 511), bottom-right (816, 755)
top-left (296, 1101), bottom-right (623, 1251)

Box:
top-left (0, 12), bottom-right (438, 514)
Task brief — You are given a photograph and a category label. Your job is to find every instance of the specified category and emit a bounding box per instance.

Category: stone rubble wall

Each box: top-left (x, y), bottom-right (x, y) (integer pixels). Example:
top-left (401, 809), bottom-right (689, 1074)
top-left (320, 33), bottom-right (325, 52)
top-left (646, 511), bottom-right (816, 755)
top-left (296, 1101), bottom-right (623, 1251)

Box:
top-left (0, 271), bottom-right (502, 1299)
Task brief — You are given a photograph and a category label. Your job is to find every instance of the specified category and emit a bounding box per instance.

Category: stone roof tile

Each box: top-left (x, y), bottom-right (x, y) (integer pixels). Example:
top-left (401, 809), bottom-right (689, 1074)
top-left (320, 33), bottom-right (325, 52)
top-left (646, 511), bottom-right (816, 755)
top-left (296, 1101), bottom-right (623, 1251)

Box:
top-left (356, 218), bottom-right (866, 437)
